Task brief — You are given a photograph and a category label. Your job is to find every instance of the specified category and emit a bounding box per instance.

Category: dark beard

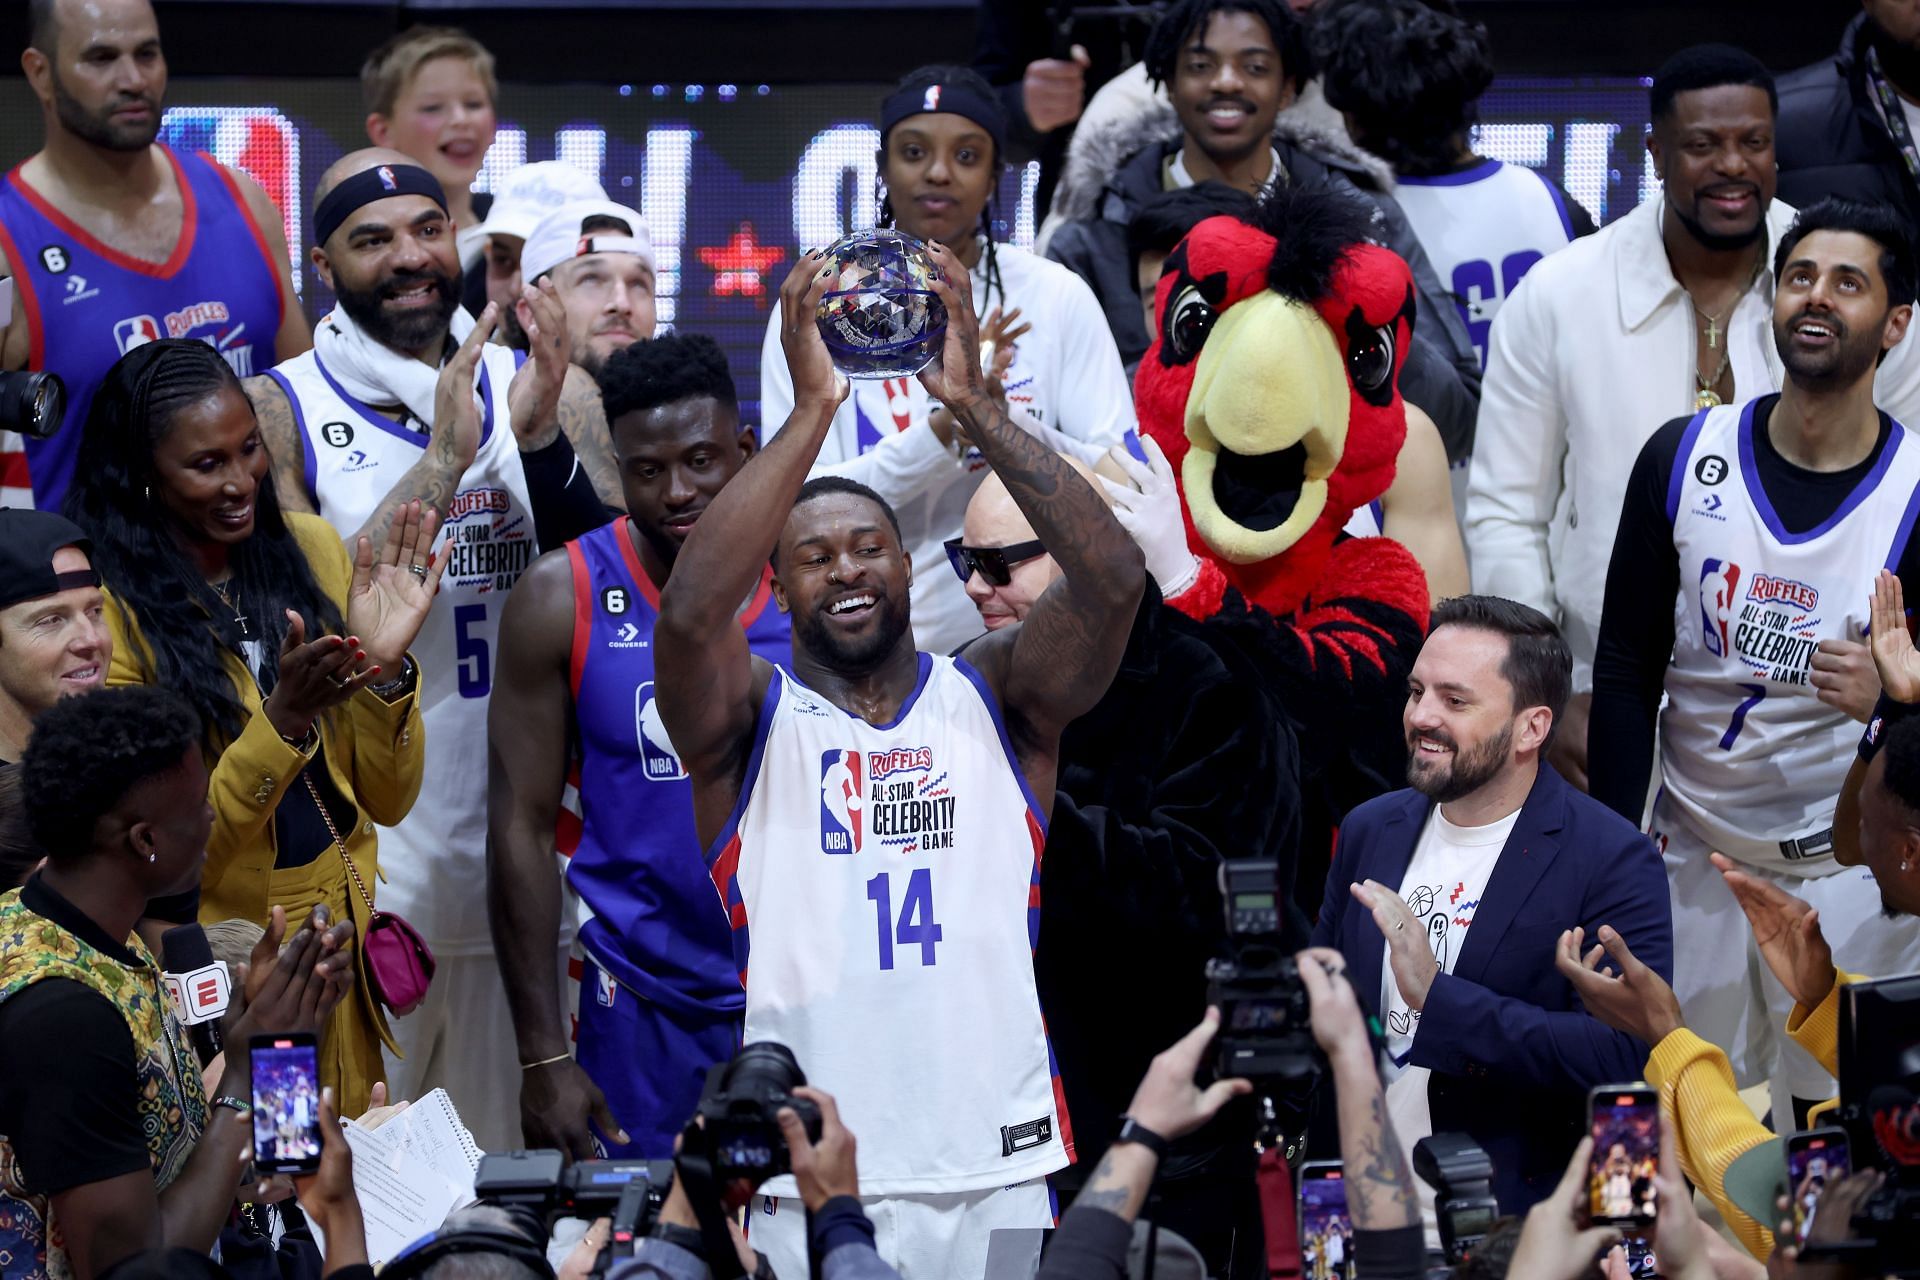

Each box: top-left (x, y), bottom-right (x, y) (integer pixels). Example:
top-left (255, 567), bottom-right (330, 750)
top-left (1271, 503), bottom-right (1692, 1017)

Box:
top-left (1777, 311), bottom-right (1884, 387)
top-left (50, 68), bottom-right (159, 152)
top-left (1407, 721), bottom-right (1514, 804)
top-left (1672, 200), bottom-right (1765, 254)
top-left (334, 267), bottom-right (461, 355)
top-left (792, 593), bottom-right (912, 672)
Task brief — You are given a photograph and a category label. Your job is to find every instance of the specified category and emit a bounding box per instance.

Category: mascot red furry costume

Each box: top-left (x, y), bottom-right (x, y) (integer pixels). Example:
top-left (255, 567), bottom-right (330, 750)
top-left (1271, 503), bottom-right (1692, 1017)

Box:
top-left (1137, 182), bottom-right (1431, 896)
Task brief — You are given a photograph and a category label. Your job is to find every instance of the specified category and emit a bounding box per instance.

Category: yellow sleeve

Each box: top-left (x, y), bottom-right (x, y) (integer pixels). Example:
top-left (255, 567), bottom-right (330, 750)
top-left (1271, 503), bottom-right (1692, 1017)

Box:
top-left (101, 591), bottom-right (311, 908)
top-left (1645, 1028), bottom-right (1775, 1259)
top-left (1784, 969), bottom-right (1860, 1079)
top-left (342, 660), bottom-right (425, 827)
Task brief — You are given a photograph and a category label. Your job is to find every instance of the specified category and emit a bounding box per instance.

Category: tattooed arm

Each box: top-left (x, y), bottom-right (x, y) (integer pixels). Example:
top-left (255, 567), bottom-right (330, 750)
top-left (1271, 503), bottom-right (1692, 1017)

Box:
top-left (555, 362), bottom-right (626, 512)
top-left (243, 374), bottom-right (317, 515)
top-left (918, 244), bottom-right (1143, 802)
top-left (344, 306), bottom-right (497, 552)
top-left (1299, 949), bottom-right (1419, 1230)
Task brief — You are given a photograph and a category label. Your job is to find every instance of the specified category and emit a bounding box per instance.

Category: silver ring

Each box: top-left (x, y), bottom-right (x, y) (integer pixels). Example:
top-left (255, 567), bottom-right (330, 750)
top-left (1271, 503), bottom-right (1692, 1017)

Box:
top-left (326, 674), bottom-right (347, 690)
top-left (1394, 920), bottom-right (1405, 932)
top-left (407, 563), bottom-right (429, 579)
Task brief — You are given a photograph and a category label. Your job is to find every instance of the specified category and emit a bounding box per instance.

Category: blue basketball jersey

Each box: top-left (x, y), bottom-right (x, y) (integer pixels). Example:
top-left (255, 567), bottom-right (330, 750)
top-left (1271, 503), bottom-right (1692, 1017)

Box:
top-left (564, 519), bottom-right (792, 1014)
top-left (0, 146), bottom-right (286, 507)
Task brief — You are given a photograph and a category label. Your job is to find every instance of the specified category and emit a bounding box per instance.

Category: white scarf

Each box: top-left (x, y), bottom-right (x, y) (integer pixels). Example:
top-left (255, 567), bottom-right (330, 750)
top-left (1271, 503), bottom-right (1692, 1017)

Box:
top-left (311, 303), bottom-right (479, 429)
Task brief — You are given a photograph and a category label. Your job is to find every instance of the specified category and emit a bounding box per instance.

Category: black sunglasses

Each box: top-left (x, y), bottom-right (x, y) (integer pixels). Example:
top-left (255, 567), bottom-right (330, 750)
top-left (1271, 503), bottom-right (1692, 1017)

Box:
top-left (944, 537), bottom-right (1046, 586)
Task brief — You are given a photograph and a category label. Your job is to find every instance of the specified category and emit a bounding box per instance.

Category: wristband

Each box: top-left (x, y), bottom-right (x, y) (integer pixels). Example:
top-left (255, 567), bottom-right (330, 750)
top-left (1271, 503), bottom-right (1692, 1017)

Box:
top-left (212, 1095), bottom-right (253, 1119)
top-left (1114, 1116), bottom-right (1171, 1159)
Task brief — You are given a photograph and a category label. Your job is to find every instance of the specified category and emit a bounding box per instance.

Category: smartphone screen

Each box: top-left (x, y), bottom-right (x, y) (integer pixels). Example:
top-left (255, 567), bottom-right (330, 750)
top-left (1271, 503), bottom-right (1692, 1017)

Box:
top-left (1588, 1086), bottom-right (1659, 1227)
top-left (1786, 1128), bottom-right (1850, 1245)
top-left (1298, 1163), bottom-right (1354, 1280)
top-left (251, 1033), bottom-right (322, 1175)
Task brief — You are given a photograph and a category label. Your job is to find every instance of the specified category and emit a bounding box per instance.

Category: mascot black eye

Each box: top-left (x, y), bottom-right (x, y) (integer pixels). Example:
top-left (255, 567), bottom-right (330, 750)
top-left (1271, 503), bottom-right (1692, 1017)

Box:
top-left (1166, 285), bottom-right (1218, 362)
top-left (1348, 325), bottom-right (1395, 394)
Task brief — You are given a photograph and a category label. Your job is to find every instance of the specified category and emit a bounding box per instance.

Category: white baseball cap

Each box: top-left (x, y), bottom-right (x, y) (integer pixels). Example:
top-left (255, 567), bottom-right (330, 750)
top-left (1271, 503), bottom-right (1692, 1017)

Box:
top-left (521, 199), bottom-right (655, 284)
top-left (476, 162), bottom-right (609, 244)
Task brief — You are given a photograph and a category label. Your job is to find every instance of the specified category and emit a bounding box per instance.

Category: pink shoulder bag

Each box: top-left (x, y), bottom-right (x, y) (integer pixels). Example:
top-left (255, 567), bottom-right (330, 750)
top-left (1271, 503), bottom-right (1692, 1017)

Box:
top-left (303, 771), bottom-right (436, 1015)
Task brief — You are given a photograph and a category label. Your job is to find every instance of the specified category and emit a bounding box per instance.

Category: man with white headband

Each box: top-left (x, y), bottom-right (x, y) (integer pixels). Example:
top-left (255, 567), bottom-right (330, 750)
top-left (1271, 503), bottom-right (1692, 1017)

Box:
top-left (243, 147), bottom-right (613, 1150)
top-left (523, 199), bottom-right (658, 377)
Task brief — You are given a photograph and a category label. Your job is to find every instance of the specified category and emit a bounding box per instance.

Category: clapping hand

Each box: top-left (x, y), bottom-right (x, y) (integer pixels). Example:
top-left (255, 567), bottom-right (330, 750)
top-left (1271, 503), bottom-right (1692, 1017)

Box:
top-left (263, 612), bottom-right (376, 741)
top-left (1352, 880), bottom-right (1439, 1010)
top-left (1554, 924), bottom-right (1685, 1046)
top-left (431, 304), bottom-right (496, 472)
top-left (227, 904), bottom-right (355, 1047)
top-left (1709, 853), bottom-right (1836, 1009)
top-left (1869, 568), bottom-right (1920, 705)
top-left (347, 498), bottom-right (448, 675)
top-left (508, 279), bottom-right (570, 447)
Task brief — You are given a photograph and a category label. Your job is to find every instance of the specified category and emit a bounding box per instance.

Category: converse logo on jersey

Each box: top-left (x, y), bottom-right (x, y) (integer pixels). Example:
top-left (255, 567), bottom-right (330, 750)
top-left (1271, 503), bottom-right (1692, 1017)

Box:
top-left (342, 448), bottom-right (377, 474)
top-left (607, 620), bottom-right (647, 649)
top-left (62, 274), bottom-right (98, 305)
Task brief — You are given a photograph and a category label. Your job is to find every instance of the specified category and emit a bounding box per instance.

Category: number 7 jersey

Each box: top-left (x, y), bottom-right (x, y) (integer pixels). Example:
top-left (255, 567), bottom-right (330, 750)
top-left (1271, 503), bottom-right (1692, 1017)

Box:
top-left (707, 653), bottom-right (1073, 1196)
top-left (1661, 398), bottom-right (1920, 869)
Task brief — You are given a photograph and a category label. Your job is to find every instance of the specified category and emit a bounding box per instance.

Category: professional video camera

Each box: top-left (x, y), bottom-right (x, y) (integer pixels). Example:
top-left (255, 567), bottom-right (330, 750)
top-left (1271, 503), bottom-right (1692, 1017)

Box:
top-left (1806, 973), bottom-right (1920, 1275)
top-left (1413, 1134), bottom-right (1500, 1266)
top-left (0, 279), bottom-right (64, 439)
top-left (471, 1150), bottom-right (674, 1278)
top-left (1205, 859), bottom-right (1323, 1137)
top-left (682, 1041), bottom-right (824, 1183)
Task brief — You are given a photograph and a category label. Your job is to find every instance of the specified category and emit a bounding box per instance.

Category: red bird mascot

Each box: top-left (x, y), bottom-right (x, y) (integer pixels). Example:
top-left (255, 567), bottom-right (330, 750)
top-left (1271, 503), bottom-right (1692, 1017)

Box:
top-left (1135, 182), bottom-right (1431, 911)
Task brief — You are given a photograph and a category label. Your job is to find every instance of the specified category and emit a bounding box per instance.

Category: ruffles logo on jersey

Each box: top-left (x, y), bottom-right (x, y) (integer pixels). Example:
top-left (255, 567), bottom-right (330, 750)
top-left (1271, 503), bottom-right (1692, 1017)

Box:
top-left (1701, 557), bottom-right (1823, 683)
top-left (441, 485), bottom-right (533, 592)
top-left (1699, 559), bottom-right (1740, 658)
top-left (821, 750), bottom-right (864, 854)
top-left (113, 302), bottom-right (256, 376)
top-left (869, 747), bottom-right (933, 779)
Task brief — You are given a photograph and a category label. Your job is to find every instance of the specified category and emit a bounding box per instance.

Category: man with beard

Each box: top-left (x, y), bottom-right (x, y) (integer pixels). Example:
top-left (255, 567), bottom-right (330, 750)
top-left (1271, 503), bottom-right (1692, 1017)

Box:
top-left (1778, 1), bottom-right (1920, 232)
top-left (243, 147), bottom-right (609, 1151)
top-left (1590, 197), bottom-right (1920, 1130)
top-left (1311, 595), bottom-right (1671, 1225)
top-left (1467, 46), bottom-right (1920, 794)
top-left (521, 199), bottom-right (656, 378)
top-left (656, 248), bottom-right (1143, 1280)
top-left (0, 0), bottom-right (308, 510)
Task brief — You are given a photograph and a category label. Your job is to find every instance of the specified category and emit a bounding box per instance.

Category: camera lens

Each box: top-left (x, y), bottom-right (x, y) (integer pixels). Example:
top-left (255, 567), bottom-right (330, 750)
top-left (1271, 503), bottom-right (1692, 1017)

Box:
top-left (0, 370), bottom-right (65, 440)
top-left (721, 1041), bottom-right (808, 1100)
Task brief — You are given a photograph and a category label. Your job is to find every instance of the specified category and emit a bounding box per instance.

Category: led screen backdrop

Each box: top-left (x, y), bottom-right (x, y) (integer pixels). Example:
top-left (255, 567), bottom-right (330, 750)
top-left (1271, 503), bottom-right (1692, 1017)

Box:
top-left (0, 75), bottom-right (1657, 424)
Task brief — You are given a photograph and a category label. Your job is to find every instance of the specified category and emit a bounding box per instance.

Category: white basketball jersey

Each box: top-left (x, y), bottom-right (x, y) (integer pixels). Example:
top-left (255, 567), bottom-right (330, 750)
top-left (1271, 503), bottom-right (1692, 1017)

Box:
top-left (1662, 399), bottom-right (1920, 871)
top-left (708, 654), bottom-right (1071, 1196)
top-left (1393, 159), bottom-right (1576, 369)
top-left (267, 341), bottom-right (536, 951)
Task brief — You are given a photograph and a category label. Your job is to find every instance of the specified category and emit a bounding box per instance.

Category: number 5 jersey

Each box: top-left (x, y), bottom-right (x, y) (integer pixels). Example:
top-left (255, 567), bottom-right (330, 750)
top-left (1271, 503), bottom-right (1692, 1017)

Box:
top-left (708, 653), bottom-right (1073, 1196)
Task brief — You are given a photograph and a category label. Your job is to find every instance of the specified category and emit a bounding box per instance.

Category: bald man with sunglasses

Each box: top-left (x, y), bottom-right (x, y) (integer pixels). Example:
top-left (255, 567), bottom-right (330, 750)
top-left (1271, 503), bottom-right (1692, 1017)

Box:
top-left (954, 455), bottom-right (1299, 1278)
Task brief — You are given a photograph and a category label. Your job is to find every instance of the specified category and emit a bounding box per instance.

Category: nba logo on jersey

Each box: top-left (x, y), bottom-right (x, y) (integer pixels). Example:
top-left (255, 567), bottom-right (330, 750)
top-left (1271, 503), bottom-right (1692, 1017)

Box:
top-left (634, 684), bottom-right (688, 781)
top-left (114, 315), bottom-right (161, 352)
top-left (1699, 558), bottom-right (1742, 658)
top-left (820, 750), bottom-right (864, 854)
top-left (594, 965), bottom-right (617, 1008)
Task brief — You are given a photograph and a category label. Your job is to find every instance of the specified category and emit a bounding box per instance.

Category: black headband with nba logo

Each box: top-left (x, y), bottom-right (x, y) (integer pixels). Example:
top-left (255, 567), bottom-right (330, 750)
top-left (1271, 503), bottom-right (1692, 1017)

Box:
top-left (878, 79), bottom-right (1007, 161)
top-left (313, 162), bottom-right (450, 248)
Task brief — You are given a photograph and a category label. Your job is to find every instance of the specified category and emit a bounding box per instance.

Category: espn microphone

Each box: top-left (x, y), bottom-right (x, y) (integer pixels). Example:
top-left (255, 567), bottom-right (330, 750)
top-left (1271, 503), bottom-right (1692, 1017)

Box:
top-left (160, 923), bottom-right (231, 1068)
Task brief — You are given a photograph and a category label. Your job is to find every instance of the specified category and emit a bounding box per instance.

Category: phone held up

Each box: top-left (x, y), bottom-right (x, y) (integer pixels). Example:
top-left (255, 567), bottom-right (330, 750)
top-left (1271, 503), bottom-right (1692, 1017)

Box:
top-left (1298, 1161), bottom-right (1355, 1280)
top-left (1588, 1084), bottom-right (1659, 1230)
top-left (1786, 1126), bottom-right (1851, 1246)
top-left (250, 1032), bottom-right (323, 1176)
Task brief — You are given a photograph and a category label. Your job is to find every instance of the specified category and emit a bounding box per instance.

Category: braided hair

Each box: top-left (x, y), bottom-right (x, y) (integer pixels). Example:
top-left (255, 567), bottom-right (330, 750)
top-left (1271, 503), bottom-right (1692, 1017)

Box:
top-left (64, 339), bottom-right (344, 747)
top-left (877, 63), bottom-right (1008, 313)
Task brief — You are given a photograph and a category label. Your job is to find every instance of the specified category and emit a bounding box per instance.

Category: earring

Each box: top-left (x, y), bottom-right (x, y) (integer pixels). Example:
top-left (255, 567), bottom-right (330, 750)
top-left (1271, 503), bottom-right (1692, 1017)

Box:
top-left (143, 483), bottom-right (151, 503)
top-left (147, 850), bottom-right (156, 864)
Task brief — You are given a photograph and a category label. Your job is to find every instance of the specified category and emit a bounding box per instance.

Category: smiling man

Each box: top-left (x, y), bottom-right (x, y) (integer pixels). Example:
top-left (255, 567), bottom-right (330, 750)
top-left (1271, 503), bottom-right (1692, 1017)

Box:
top-left (1590, 196), bottom-right (1920, 1130)
top-left (487, 332), bottom-right (787, 1162)
top-left (240, 146), bottom-right (615, 1152)
top-left (1312, 595), bottom-right (1671, 1231)
top-left (0, 509), bottom-right (107, 768)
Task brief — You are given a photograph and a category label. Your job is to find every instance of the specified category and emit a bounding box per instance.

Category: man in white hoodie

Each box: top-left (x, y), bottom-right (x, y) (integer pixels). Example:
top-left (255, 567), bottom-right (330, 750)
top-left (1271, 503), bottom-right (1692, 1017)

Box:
top-left (1466, 44), bottom-right (1920, 791)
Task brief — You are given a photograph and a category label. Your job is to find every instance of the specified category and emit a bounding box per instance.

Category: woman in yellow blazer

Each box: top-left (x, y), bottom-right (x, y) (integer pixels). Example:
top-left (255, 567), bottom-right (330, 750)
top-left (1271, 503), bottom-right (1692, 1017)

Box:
top-left (68, 338), bottom-right (442, 1114)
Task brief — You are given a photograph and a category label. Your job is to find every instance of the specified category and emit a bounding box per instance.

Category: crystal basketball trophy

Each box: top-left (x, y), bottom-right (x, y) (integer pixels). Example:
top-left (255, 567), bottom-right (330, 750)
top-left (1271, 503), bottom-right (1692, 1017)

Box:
top-left (814, 229), bottom-right (948, 379)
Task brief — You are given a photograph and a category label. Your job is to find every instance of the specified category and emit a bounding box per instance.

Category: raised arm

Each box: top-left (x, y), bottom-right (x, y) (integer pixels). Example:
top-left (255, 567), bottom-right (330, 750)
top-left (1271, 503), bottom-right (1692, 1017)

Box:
top-left (656, 254), bottom-right (847, 841)
top-left (920, 243), bottom-right (1144, 745)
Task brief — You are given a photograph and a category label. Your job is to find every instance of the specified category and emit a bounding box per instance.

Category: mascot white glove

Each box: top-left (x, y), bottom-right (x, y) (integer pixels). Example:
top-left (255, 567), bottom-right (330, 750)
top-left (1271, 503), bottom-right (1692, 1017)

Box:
top-left (1099, 433), bottom-right (1201, 599)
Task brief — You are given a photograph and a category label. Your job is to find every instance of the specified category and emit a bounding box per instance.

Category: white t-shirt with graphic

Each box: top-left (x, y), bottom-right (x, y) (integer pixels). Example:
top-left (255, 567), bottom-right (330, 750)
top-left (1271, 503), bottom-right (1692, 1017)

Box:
top-left (1381, 802), bottom-right (1519, 1244)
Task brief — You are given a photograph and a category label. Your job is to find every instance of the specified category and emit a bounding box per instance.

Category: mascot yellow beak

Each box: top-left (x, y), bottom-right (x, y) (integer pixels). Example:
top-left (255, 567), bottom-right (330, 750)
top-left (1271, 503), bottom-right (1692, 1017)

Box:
top-left (1182, 291), bottom-right (1351, 565)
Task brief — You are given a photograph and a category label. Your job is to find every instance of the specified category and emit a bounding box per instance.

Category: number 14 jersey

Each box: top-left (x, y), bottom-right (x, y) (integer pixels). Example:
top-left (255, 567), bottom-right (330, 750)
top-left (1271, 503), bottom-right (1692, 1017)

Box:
top-left (1662, 399), bottom-right (1920, 869)
top-left (708, 653), bottom-right (1072, 1196)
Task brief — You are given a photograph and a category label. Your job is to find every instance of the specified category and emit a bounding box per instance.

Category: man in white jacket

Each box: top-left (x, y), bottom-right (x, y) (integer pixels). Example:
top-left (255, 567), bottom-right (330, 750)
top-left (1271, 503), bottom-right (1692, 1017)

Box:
top-left (1466, 45), bottom-right (1920, 789)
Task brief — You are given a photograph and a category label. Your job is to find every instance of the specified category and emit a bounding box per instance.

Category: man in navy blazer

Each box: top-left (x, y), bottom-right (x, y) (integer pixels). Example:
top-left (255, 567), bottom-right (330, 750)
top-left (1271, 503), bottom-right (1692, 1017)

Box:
top-left (1311, 596), bottom-right (1673, 1218)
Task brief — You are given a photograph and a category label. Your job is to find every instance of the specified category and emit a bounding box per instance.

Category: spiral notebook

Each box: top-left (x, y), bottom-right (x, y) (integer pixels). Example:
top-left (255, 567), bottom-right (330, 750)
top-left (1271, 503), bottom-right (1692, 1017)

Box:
top-left (326, 1088), bottom-right (487, 1267)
